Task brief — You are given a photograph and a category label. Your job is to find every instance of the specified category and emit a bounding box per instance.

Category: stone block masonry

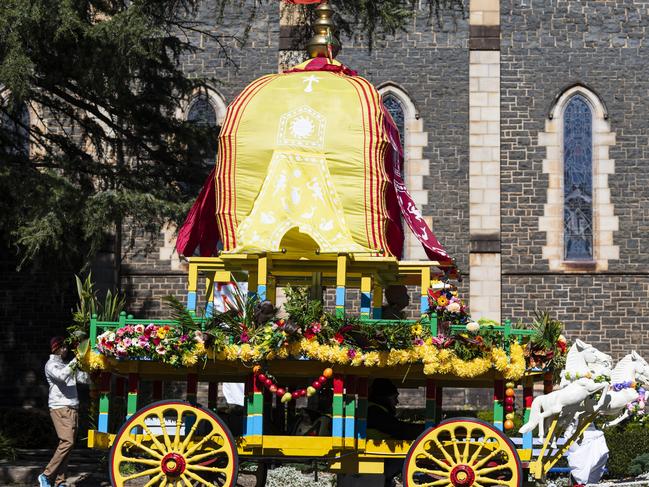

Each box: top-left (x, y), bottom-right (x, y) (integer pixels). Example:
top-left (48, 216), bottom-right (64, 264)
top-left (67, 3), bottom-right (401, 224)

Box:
top-left (500, 0), bottom-right (649, 357)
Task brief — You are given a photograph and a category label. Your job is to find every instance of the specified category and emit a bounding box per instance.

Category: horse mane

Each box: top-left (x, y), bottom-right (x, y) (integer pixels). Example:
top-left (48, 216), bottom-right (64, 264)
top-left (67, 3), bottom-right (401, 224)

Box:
top-left (565, 343), bottom-right (590, 375)
top-left (610, 354), bottom-right (635, 383)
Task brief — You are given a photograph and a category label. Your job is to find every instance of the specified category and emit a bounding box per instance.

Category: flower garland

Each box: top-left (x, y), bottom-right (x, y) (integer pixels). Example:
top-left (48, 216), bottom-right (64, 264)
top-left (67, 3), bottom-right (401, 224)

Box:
top-left (95, 324), bottom-right (207, 367)
top-left (209, 337), bottom-right (527, 380)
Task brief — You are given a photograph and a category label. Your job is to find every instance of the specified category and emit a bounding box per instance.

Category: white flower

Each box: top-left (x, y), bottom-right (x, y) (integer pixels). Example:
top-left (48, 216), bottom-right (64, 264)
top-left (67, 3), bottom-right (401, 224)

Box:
top-left (194, 330), bottom-right (205, 343)
top-left (134, 324), bottom-right (145, 334)
top-left (447, 302), bottom-right (461, 313)
top-left (466, 321), bottom-right (480, 333)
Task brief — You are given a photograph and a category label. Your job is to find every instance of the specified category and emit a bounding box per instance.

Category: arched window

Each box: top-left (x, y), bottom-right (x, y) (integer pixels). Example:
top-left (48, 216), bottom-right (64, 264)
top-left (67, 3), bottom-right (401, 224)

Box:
top-left (186, 94), bottom-right (219, 166)
top-left (1, 101), bottom-right (30, 156)
top-left (382, 93), bottom-right (405, 155)
top-left (563, 95), bottom-right (593, 260)
top-left (539, 85), bottom-right (618, 271)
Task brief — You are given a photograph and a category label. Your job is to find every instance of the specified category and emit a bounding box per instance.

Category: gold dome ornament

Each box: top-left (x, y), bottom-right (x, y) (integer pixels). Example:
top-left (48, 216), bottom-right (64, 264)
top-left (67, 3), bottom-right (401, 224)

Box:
top-left (307, 1), bottom-right (341, 60)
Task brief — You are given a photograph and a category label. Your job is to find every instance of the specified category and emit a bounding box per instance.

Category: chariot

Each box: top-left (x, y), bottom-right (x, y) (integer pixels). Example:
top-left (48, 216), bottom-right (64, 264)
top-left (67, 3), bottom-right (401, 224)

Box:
top-left (82, 3), bottom-right (635, 485)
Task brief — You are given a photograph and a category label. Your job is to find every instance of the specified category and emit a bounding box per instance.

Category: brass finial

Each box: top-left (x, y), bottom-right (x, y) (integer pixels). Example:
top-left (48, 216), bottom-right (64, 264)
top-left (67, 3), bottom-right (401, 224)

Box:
top-left (306, 1), bottom-right (341, 59)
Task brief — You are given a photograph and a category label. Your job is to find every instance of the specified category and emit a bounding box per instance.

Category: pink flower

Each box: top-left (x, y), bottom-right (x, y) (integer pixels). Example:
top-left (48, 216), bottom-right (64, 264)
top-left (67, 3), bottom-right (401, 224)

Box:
top-left (122, 338), bottom-right (132, 348)
top-left (413, 338), bottom-right (424, 346)
top-left (240, 332), bottom-right (249, 343)
top-left (156, 345), bottom-right (167, 355)
top-left (311, 322), bottom-right (322, 333)
top-left (431, 336), bottom-right (447, 347)
top-left (116, 327), bottom-right (126, 337)
top-left (138, 336), bottom-right (149, 348)
top-left (347, 349), bottom-right (357, 359)
top-left (194, 331), bottom-right (204, 343)
top-left (153, 337), bottom-right (161, 346)
top-left (145, 324), bottom-right (157, 336)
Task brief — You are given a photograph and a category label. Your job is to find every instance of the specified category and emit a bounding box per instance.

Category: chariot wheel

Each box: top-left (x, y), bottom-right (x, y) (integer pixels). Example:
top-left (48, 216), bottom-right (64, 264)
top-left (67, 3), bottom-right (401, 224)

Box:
top-left (403, 418), bottom-right (522, 487)
top-left (109, 400), bottom-right (238, 487)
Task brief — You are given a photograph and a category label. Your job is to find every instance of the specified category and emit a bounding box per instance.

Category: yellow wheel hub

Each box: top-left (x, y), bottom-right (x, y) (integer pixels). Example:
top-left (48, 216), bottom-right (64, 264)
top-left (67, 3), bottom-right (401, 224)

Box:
top-left (403, 418), bottom-right (522, 487)
top-left (109, 400), bottom-right (238, 487)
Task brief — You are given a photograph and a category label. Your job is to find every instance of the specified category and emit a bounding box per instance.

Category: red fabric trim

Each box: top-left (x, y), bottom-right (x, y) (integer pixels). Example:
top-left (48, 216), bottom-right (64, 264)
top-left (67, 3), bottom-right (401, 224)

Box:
top-left (284, 58), bottom-right (358, 77)
top-left (361, 77), bottom-right (390, 255)
top-left (349, 77), bottom-right (379, 250)
top-left (343, 77), bottom-right (373, 251)
top-left (176, 167), bottom-right (219, 257)
top-left (219, 75), bottom-right (275, 249)
top-left (227, 76), bottom-right (277, 248)
top-left (381, 102), bottom-right (454, 266)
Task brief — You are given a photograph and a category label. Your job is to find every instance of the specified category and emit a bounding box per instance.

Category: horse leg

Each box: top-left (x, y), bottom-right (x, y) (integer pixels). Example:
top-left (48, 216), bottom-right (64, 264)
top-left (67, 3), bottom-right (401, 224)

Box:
top-left (605, 410), bottom-right (629, 428)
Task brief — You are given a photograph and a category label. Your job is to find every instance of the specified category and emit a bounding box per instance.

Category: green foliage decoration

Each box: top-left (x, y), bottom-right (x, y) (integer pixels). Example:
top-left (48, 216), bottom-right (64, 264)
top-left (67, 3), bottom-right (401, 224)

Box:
top-left (604, 425), bottom-right (649, 477)
top-left (68, 273), bottom-right (125, 343)
top-left (628, 452), bottom-right (649, 477)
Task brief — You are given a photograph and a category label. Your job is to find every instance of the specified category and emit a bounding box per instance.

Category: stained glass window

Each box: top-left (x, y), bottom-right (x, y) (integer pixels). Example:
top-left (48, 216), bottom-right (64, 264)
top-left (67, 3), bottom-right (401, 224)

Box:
top-left (563, 95), bottom-right (593, 260)
top-left (383, 94), bottom-right (405, 153)
top-left (187, 95), bottom-right (219, 166)
top-left (1, 102), bottom-right (30, 156)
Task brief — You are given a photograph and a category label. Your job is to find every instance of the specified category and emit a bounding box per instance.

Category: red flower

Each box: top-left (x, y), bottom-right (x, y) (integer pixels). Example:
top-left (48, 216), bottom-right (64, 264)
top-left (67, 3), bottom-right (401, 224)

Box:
top-left (557, 340), bottom-right (567, 354)
top-left (334, 333), bottom-right (344, 344)
top-left (304, 329), bottom-right (316, 341)
top-left (339, 325), bottom-right (353, 334)
top-left (428, 288), bottom-right (442, 300)
top-left (276, 319), bottom-right (285, 328)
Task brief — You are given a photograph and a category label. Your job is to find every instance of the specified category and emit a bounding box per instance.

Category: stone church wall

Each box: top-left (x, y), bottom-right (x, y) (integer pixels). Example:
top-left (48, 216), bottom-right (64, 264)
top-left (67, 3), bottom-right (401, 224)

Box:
top-left (500, 0), bottom-right (649, 356)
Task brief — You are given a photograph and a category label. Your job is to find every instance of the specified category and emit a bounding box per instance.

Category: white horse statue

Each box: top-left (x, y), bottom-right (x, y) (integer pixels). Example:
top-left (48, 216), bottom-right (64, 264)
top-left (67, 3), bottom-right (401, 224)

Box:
top-left (588, 351), bottom-right (649, 427)
top-left (558, 339), bottom-right (613, 388)
top-left (519, 377), bottom-right (607, 440)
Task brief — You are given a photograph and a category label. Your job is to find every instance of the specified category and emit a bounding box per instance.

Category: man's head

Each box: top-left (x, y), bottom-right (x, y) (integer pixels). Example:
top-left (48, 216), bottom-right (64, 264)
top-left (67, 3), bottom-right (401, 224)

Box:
top-left (50, 336), bottom-right (68, 357)
top-left (384, 285), bottom-right (409, 311)
top-left (369, 378), bottom-right (400, 413)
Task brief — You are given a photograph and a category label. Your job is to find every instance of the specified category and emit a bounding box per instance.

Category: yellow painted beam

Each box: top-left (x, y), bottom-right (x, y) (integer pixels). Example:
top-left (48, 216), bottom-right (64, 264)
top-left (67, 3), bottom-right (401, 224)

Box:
top-left (187, 263), bottom-right (199, 292)
top-left (336, 254), bottom-right (347, 287)
top-left (205, 271), bottom-right (215, 303)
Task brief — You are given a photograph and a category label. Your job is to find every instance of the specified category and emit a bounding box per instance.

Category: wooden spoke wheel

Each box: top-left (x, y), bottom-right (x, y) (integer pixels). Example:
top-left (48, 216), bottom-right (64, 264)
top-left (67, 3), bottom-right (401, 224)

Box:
top-left (403, 418), bottom-right (522, 487)
top-left (109, 400), bottom-right (238, 487)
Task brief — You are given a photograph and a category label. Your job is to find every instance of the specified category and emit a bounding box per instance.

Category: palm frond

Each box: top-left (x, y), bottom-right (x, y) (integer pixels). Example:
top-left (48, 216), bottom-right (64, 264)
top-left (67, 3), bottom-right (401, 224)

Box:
top-left (530, 310), bottom-right (564, 350)
top-left (162, 295), bottom-right (200, 331)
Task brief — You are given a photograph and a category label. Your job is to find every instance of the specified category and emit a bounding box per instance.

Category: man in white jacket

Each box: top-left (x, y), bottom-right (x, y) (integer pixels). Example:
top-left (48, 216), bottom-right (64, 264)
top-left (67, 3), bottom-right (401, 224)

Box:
top-left (38, 337), bottom-right (89, 487)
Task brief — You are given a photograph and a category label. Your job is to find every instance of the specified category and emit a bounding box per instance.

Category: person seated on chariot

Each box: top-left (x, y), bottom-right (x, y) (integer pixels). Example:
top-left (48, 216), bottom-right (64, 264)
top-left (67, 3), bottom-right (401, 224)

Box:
top-left (381, 286), bottom-right (410, 320)
top-left (367, 378), bottom-right (423, 440)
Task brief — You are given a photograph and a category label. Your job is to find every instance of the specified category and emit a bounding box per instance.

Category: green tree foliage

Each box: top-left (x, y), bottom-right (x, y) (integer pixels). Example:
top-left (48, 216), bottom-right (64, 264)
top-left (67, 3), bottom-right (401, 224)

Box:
top-left (0, 0), bottom-right (464, 272)
top-left (0, 0), bottom-right (217, 270)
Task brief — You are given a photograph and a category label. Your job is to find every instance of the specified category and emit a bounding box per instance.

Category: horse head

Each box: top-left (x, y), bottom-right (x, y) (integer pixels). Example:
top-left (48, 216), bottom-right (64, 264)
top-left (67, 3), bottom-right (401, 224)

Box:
top-left (631, 351), bottom-right (649, 385)
top-left (611, 351), bottom-right (649, 385)
top-left (567, 340), bottom-right (612, 377)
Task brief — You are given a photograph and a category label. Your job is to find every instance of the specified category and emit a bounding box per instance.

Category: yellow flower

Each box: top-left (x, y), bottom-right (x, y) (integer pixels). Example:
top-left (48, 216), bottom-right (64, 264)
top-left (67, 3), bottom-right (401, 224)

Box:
top-left (194, 342), bottom-right (206, 356)
top-left (503, 342), bottom-right (526, 380)
top-left (437, 295), bottom-right (449, 307)
top-left (364, 352), bottom-right (380, 367)
top-left (182, 352), bottom-right (198, 367)
top-left (87, 351), bottom-right (108, 371)
top-left (156, 328), bottom-right (168, 339)
top-left (411, 324), bottom-right (423, 336)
